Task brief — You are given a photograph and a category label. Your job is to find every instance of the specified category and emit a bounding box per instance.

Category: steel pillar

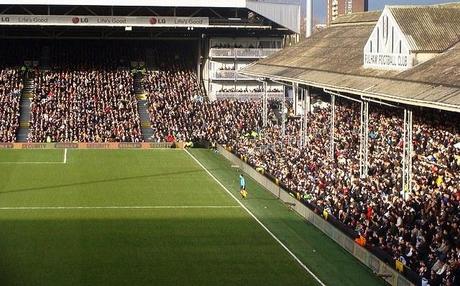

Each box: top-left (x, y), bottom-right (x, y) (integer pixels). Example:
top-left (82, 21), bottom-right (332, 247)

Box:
top-left (299, 88), bottom-right (304, 148)
top-left (262, 81), bottom-right (268, 128)
top-left (303, 87), bottom-right (310, 146)
top-left (292, 82), bottom-right (299, 115)
top-left (281, 85), bottom-right (286, 140)
top-left (359, 101), bottom-right (369, 178)
top-left (402, 109), bottom-right (413, 199)
top-left (330, 94), bottom-right (335, 160)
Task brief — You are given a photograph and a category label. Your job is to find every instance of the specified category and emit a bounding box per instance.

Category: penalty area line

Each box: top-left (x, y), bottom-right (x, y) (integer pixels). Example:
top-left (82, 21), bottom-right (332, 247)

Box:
top-left (184, 149), bottom-right (326, 286)
top-left (0, 205), bottom-right (241, 211)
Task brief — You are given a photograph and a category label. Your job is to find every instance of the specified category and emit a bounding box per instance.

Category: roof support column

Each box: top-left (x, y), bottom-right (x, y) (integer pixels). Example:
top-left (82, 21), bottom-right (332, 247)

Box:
top-left (292, 82), bottom-right (299, 115)
top-left (303, 86), bottom-right (310, 146)
top-left (299, 87), bottom-right (304, 148)
top-left (402, 109), bottom-right (413, 200)
top-left (281, 85), bottom-right (286, 140)
top-left (359, 100), bottom-right (369, 178)
top-left (262, 80), bottom-right (268, 128)
top-left (330, 93), bottom-right (335, 160)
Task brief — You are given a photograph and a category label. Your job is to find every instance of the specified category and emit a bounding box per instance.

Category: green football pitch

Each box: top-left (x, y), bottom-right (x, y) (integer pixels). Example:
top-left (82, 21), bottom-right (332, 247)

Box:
top-left (0, 148), bottom-right (385, 286)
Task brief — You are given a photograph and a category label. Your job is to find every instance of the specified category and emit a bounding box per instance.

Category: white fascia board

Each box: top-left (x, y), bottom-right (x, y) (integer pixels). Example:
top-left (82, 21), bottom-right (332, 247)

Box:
top-left (0, 0), bottom-right (247, 8)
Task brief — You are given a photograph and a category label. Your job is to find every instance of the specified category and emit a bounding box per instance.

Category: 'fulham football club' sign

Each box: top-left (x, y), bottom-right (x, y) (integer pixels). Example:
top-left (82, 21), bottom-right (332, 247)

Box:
top-left (363, 9), bottom-right (413, 70)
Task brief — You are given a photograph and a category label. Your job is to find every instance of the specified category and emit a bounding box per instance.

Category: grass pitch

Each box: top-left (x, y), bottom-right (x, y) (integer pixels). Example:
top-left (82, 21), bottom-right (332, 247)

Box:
top-left (0, 149), bottom-right (384, 286)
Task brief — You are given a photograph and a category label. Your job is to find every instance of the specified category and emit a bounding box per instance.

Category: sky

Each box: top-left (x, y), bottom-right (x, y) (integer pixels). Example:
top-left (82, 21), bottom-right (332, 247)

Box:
top-left (305, 0), bottom-right (458, 23)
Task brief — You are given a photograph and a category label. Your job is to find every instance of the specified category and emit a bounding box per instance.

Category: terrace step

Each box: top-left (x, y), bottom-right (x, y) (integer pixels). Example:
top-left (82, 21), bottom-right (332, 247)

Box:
top-left (133, 72), bottom-right (144, 95)
top-left (17, 75), bottom-right (35, 142)
top-left (137, 99), bottom-right (153, 142)
top-left (17, 96), bottom-right (31, 142)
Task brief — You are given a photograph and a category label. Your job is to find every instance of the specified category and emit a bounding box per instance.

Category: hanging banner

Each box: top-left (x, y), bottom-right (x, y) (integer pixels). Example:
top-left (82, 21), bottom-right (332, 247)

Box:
top-left (0, 15), bottom-right (209, 27)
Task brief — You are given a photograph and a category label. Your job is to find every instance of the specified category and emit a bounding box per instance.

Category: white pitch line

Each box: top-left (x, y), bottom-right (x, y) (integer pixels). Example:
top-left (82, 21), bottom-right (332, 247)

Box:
top-left (0, 149), bottom-right (69, 164)
top-left (185, 149), bottom-right (326, 286)
top-left (0, 205), bottom-right (241, 211)
top-left (0, 161), bottom-right (64, 164)
top-left (63, 148), bottom-right (68, 164)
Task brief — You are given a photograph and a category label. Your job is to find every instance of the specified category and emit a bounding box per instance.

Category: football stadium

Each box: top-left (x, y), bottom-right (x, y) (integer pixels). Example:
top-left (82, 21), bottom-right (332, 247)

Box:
top-left (0, 0), bottom-right (459, 286)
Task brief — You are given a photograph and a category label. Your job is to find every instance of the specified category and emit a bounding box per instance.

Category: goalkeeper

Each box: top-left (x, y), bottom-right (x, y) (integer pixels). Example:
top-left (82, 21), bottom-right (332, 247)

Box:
top-left (239, 174), bottom-right (248, 199)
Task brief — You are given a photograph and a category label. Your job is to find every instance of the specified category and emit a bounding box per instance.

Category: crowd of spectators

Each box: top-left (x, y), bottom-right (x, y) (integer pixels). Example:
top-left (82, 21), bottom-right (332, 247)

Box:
top-left (29, 68), bottom-right (142, 142)
top-left (27, 41), bottom-right (144, 143)
top-left (0, 68), bottom-right (22, 142)
top-left (143, 67), bottom-right (261, 143)
top-left (229, 98), bottom-right (460, 285)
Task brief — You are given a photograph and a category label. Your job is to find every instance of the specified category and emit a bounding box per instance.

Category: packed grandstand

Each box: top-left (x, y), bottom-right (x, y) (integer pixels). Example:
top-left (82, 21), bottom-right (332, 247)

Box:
top-left (0, 2), bottom-right (459, 286)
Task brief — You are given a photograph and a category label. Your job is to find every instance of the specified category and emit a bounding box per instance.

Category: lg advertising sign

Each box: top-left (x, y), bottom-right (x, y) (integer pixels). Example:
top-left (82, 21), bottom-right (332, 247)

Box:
top-left (0, 15), bottom-right (209, 27)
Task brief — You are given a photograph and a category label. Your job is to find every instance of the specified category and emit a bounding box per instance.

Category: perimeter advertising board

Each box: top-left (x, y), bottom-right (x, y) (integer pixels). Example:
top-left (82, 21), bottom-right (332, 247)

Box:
top-left (0, 143), bottom-right (177, 149)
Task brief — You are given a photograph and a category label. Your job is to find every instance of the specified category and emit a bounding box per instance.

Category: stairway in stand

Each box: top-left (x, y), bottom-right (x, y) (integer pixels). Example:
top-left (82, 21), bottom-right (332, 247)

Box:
top-left (133, 72), bottom-right (153, 141)
top-left (17, 77), bottom-right (34, 142)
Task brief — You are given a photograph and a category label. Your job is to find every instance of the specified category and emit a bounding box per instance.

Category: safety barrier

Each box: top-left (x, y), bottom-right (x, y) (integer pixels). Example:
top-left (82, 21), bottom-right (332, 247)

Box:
top-left (218, 145), bottom-right (415, 286)
top-left (215, 91), bottom-right (284, 100)
top-left (0, 142), bottom-right (178, 149)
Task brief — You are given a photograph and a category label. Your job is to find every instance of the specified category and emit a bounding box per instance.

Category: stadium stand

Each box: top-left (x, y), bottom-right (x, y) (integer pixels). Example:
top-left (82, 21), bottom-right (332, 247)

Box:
top-left (238, 4), bottom-right (460, 284)
top-left (0, 68), bottom-right (22, 142)
top-left (0, 2), bottom-right (458, 285)
top-left (229, 100), bottom-right (460, 285)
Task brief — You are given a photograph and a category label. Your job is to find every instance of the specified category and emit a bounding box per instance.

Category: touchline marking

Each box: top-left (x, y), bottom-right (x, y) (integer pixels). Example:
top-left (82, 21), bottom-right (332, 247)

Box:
top-left (0, 162), bottom-right (64, 164)
top-left (0, 206), bottom-right (241, 211)
top-left (185, 149), bottom-right (326, 286)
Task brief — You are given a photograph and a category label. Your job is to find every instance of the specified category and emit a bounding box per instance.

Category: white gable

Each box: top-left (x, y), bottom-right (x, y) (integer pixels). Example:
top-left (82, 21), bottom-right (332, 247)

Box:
top-left (363, 7), bottom-right (413, 70)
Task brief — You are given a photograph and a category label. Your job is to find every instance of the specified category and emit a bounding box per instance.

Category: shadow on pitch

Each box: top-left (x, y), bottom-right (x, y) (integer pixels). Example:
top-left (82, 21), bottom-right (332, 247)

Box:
top-left (0, 168), bottom-right (219, 195)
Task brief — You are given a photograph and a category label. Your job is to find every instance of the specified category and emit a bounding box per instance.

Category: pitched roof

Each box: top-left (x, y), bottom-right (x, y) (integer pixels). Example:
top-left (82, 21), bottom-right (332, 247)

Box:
top-left (397, 41), bottom-right (460, 87)
top-left (241, 7), bottom-right (460, 113)
top-left (389, 3), bottom-right (460, 52)
top-left (255, 13), bottom-right (398, 79)
top-left (331, 10), bottom-right (381, 25)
